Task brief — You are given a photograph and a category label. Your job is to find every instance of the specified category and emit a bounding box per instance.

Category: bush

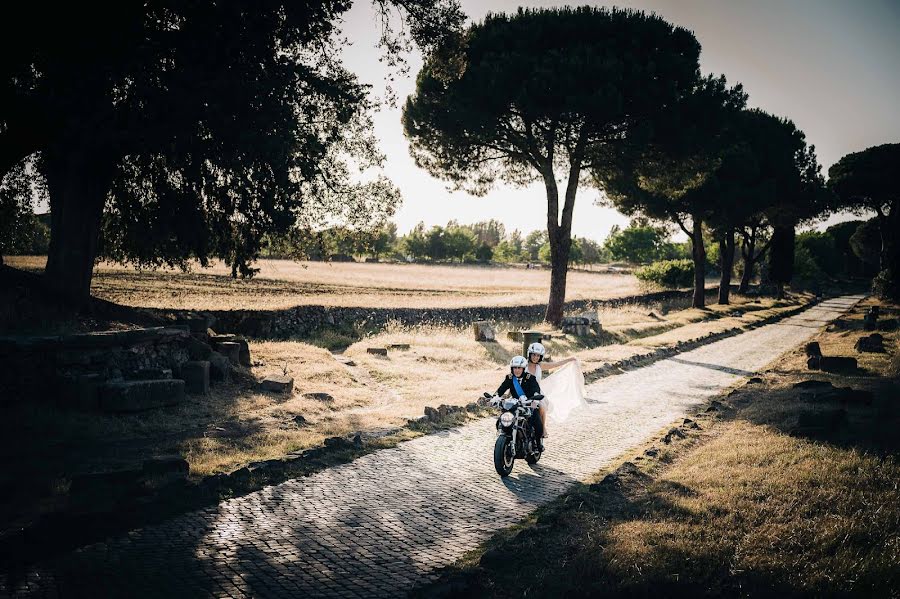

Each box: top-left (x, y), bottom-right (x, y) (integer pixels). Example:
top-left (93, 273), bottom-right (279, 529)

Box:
top-left (634, 259), bottom-right (694, 289)
top-left (873, 268), bottom-right (899, 301)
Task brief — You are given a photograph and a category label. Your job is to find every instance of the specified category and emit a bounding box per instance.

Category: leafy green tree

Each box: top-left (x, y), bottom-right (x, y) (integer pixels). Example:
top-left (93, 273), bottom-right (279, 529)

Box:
top-left (796, 231), bottom-right (838, 277)
top-left (400, 222), bottom-right (429, 261)
top-left (0, 159), bottom-right (47, 261)
top-left (603, 219), bottom-right (675, 264)
top-left (403, 6), bottom-right (708, 324)
top-left (825, 220), bottom-right (869, 278)
top-left (425, 226), bottom-right (448, 262)
top-left (1, 1), bottom-right (462, 302)
top-left (475, 243), bottom-right (493, 263)
top-left (537, 242), bottom-right (552, 264)
top-left (366, 222), bottom-right (399, 260)
top-left (598, 76), bottom-right (748, 308)
top-left (829, 143), bottom-right (899, 299)
top-left (766, 140), bottom-right (831, 298)
top-left (578, 238), bottom-right (605, 266)
top-left (470, 220), bottom-right (506, 248)
top-left (443, 223), bottom-right (477, 262)
top-left (850, 218), bottom-right (882, 270)
top-left (524, 231), bottom-right (548, 263)
top-left (494, 229), bottom-right (526, 263)
top-left (635, 259), bottom-right (694, 289)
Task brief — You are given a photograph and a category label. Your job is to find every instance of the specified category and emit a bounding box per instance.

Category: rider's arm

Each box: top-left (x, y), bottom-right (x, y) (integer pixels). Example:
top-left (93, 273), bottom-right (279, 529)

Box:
top-left (542, 357), bottom-right (577, 369)
top-left (496, 377), bottom-right (511, 398)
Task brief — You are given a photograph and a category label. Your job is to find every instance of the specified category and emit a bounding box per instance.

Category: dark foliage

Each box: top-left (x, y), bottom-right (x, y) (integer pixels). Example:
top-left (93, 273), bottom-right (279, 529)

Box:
top-left (1, 1), bottom-right (463, 300)
top-left (403, 6), bottom-right (707, 322)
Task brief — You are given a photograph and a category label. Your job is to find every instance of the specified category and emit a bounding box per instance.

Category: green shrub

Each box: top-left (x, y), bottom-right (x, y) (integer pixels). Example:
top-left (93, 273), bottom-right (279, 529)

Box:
top-left (634, 259), bottom-right (694, 289)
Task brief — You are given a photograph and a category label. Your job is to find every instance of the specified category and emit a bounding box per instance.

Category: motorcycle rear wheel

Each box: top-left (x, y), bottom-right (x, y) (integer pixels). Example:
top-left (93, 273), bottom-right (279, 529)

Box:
top-left (493, 435), bottom-right (515, 477)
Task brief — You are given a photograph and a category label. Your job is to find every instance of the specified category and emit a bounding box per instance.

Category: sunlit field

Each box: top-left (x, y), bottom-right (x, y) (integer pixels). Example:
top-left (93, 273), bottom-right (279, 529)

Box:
top-left (7, 256), bottom-right (643, 310)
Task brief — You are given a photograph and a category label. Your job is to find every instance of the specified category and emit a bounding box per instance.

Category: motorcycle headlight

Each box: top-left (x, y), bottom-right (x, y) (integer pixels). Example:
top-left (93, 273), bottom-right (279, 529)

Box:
top-left (500, 412), bottom-right (515, 427)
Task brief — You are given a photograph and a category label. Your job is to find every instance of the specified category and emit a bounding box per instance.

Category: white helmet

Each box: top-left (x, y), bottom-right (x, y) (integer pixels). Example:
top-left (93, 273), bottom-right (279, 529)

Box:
top-left (509, 355), bottom-right (527, 370)
top-left (527, 342), bottom-right (545, 360)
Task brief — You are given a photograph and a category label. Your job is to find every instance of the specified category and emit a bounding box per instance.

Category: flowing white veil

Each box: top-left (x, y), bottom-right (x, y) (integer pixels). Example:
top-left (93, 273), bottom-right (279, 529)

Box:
top-left (541, 360), bottom-right (587, 423)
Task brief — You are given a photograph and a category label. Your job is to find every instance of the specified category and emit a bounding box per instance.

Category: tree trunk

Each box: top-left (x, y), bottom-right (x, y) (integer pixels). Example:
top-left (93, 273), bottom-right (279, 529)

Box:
top-left (542, 142), bottom-right (582, 326)
top-left (718, 229), bottom-right (735, 304)
top-left (546, 235), bottom-right (571, 324)
top-left (691, 217), bottom-right (706, 308)
top-left (768, 224), bottom-right (795, 299)
top-left (43, 149), bottom-right (114, 306)
top-left (738, 229), bottom-right (756, 294)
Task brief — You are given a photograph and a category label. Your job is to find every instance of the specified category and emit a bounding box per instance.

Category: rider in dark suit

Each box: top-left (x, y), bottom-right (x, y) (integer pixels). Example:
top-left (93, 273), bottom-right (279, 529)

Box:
top-left (495, 355), bottom-right (544, 443)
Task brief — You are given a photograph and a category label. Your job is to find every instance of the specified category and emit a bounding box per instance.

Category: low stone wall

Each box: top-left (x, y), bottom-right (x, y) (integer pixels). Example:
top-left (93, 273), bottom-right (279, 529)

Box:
top-left (0, 326), bottom-right (230, 409)
top-left (204, 288), bottom-right (717, 339)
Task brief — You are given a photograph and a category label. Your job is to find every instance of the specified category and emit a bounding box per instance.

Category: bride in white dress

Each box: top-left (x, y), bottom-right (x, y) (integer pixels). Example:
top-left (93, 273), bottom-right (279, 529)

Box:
top-left (525, 342), bottom-right (586, 437)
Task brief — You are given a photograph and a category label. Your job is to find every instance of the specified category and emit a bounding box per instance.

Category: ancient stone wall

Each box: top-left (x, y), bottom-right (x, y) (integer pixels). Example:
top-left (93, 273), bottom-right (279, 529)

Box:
top-left (0, 326), bottom-right (229, 409)
top-left (206, 288), bottom-right (712, 339)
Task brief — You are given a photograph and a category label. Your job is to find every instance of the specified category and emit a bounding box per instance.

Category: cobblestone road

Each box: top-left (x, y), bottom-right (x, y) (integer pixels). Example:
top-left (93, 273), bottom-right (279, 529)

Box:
top-left (4, 296), bottom-right (863, 598)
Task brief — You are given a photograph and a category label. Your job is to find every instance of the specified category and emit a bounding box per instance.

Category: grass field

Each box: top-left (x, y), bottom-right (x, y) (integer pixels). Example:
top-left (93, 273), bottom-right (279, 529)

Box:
top-left (5, 256), bottom-right (643, 310)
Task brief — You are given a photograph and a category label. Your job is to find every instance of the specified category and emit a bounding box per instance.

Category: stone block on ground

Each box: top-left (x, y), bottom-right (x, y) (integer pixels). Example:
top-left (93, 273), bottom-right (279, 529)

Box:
top-left (388, 343), bottom-right (411, 351)
top-left (805, 342), bottom-right (822, 357)
top-left (260, 375), bottom-right (294, 394)
top-left (186, 336), bottom-right (213, 361)
top-left (208, 351), bottom-right (231, 382)
top-left (178, 315), bottom-right (213, 334)
top-left (864, 310), bottom-right (878, 331)
top-left (507, 331), bottom-right (523, 342)
top-left (99, 379), bottom-right (185, 413)
top-left (303, 392), bottom-right (334, 402)
top-left (473, 321), bottom-right (496, 342)
top-left (181, 360), bottom-right (210, 395)
top-left (366, 347), bottom-right (388, 356)
top-left (819, 356), bottom-right (858, 373)
top-left (562, 324), bottom-right (590, 336)
top-left (794, 380), bottom-right (833, 390)
top-left (130, 368), bottom-right (172, 380)
top-left (215, 341), bottom-right (242, 366)
top-left (69, 468), bottom-right (144, 511)
top-left (560, 316), bottom-right (590, 326)
top-left (142, 456), bottom-right (190, 481)
top-left (854, 333), bottom-right (884, 353)
top-left (210, 335), bottom-right (251, 366)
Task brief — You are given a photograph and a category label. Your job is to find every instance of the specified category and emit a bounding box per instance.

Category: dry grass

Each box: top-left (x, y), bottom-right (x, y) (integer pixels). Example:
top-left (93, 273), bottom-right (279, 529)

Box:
top-left (6, 256), bottom-right (643, 310)
top-left (419, 297), bottom-right (900, 598)
top-left (0, 296), bottom-right (802, 486)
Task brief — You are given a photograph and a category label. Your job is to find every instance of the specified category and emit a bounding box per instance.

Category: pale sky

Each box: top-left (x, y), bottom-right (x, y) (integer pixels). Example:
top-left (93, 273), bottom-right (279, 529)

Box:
top-left (340, 0), bottom-right (900, 238)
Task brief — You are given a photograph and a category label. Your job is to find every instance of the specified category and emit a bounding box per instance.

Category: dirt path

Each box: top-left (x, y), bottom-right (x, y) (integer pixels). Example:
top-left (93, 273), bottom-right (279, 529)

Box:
top-left (4, 296), bottom-right (863, 598)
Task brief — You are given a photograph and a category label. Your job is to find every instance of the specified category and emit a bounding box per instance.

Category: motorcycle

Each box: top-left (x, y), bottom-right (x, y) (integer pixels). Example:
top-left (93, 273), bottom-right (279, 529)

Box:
top-left (486, 392), bottom-right (545, 477)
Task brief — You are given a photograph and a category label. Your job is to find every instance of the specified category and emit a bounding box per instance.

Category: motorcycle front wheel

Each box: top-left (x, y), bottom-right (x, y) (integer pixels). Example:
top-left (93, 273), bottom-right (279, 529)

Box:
top-left (493, 435), bottom-right (515, 477)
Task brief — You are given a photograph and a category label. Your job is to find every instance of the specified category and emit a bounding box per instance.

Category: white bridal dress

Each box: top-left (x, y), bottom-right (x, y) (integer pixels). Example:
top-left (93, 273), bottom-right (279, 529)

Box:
top-left (541, 360), bottom-right (587, 423)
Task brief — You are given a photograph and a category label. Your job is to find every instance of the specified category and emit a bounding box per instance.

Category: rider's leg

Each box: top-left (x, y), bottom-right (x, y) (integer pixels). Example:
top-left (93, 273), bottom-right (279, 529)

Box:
top-left (539, 405), bottom-right (548, 438)
top-left (530, 410), bottom-right (544, 440)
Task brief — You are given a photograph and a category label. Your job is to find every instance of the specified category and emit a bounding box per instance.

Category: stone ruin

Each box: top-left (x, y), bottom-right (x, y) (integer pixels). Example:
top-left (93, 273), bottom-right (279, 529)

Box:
top-left (560, 311), bottom-right (602, 336)
top-left (0, 317), bottom-right (253, 413)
